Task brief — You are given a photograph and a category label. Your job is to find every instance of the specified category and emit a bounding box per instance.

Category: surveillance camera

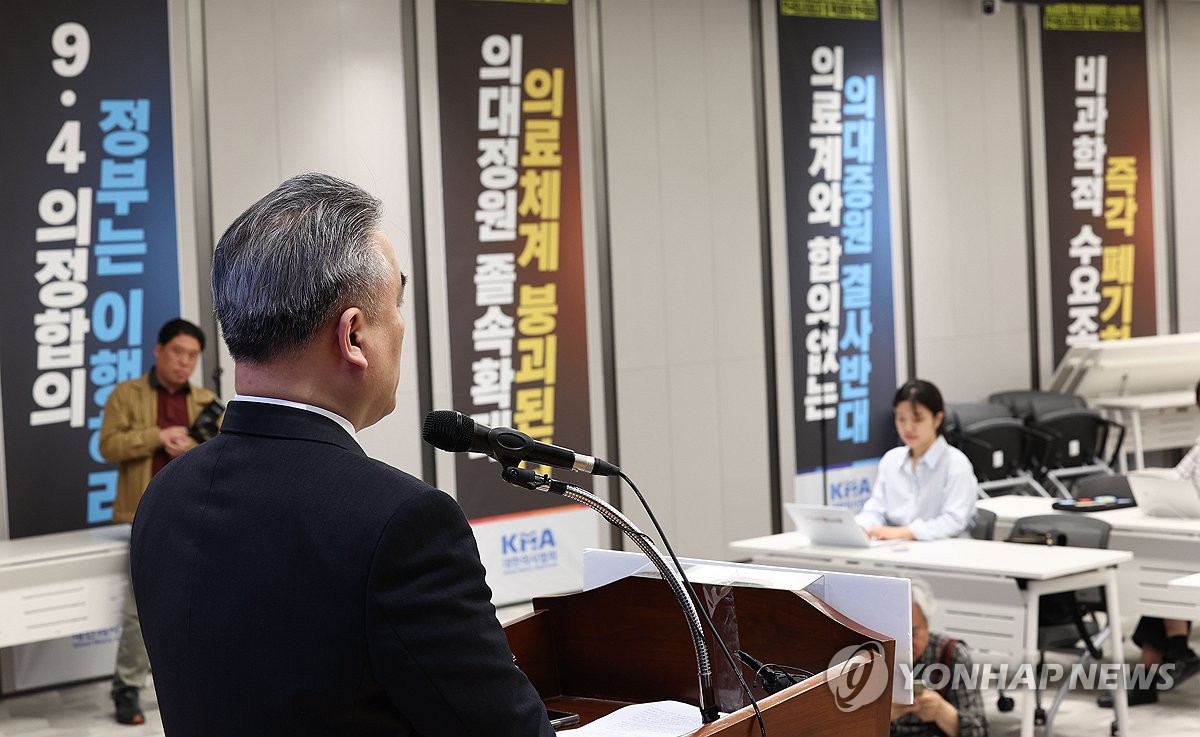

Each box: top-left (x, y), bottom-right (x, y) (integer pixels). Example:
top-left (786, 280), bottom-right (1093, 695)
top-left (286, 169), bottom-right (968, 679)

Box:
top-left (981, 0), bottom-right (997, 14)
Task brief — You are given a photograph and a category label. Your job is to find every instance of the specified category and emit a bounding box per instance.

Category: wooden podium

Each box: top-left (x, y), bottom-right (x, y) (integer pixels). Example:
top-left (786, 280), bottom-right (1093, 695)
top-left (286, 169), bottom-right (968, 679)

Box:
top-left (504, 574), bottom-right (895, 735)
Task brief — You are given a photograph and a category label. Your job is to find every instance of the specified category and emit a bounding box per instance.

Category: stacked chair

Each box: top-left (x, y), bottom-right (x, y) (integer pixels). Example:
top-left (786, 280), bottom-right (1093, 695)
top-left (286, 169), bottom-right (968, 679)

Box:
top-left (945, 390), bottom-right (1126, 499)
top-left (944, 402), bottom-right (1053, 498)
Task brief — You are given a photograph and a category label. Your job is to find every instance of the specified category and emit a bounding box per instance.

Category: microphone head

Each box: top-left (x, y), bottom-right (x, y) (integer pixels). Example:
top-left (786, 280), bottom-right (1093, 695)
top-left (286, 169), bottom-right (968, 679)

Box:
top-left (422, 410), bottom-right (475, 453)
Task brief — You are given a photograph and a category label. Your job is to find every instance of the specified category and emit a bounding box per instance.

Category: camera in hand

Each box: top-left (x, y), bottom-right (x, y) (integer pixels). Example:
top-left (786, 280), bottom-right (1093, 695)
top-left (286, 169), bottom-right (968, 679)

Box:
top-left (189, 399), bottom-right (225, 442)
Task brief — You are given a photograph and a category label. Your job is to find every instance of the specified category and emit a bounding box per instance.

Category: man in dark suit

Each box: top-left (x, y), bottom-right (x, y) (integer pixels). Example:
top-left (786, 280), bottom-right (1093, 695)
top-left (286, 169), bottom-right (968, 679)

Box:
top-left (131, 173), bottom-right (554, 736)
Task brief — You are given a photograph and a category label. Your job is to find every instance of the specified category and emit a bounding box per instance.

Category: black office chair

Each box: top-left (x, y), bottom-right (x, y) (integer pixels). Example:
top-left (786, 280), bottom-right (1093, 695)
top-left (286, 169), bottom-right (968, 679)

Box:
top-left (988, 390), bottom-right (1086, 421)
top-left (970, 508), bottom-right (997, 541)
top-left (1030, 406), bottom-right (1126, 498)
top-left (1008, 514), bottom-right (1114, 735)
top-left (945, 402), bottom-right (1053, 498)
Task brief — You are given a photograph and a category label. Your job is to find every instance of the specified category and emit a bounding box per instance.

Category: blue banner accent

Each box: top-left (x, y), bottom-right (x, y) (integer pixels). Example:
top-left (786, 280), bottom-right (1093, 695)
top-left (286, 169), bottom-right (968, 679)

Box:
top-left (0, 0), bottom-right (179, 537)
top-left (777, 2), bottom-right (898, 480)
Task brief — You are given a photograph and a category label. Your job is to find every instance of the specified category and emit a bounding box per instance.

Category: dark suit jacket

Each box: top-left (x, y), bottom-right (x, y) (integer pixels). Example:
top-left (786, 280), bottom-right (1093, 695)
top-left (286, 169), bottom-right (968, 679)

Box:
top-left (131, 401), bottom-right (553, 737)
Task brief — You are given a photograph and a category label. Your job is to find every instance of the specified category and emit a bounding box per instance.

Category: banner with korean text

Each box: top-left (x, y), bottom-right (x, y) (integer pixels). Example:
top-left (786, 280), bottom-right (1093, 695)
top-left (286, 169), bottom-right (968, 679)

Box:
top-left (1040, 1), bottom-right (1157, 366)
top-left (432, 0), bottom-right (599, 603)
top-left (776, 0), bottom-right (899, 510)
top-left (0, 0), bottom-right (181, 538)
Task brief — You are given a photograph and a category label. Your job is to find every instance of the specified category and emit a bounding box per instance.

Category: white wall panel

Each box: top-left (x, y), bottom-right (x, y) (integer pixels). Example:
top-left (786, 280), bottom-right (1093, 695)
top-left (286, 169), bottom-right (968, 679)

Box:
top-left (600, 0), bottom-right (772, 560)
top-left (1167, 1), bottom-right (1200, 332)
top-left (899, 0), bottom-right (1032, 403)
top-left (204, 0), bottom-right (421, 472)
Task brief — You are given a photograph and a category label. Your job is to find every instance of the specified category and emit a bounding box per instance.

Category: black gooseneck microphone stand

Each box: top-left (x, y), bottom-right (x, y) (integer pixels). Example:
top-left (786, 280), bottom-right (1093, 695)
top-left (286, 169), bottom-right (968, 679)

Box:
top-left (501, 465), bottom-right (721, 725)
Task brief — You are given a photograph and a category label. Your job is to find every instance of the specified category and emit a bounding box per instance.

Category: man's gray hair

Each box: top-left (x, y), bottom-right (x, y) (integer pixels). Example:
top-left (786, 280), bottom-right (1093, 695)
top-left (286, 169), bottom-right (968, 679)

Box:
top-left (212, 172), bottom-right (388, 363)
top-left (909, 577), bottom-right (938, 620)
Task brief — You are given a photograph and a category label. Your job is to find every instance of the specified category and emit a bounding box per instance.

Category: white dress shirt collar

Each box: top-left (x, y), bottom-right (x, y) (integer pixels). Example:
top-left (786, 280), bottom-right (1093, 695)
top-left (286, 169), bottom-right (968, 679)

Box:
top-left (231, 394), bottom-right (358, 440)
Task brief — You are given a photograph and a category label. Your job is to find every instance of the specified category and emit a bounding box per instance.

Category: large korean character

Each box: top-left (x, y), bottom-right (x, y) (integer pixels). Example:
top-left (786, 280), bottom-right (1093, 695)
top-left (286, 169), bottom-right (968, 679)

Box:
top-left (805, 283), bottom-right (841, 334)
top-left (90, 347), bottom-right (143, 408)
top-left (843, 75), bottom-right (876, 119)
top-left (36, 248), bottom-right (89, 311)
top-left (96, 218), bottom-right (147, 276)
top-left (476, 188), bottom-right (517, 242)
top-left (35, 306), bottom-right (90, 371)
top-left (841, 208), bottom-right (872, 255)
top-left (518, 169), bottom-right (561, 220)
top-left (1104, 156), bottom-right (1137, 237)
top-left (843, 119), bottom-right (874, 165)
top-left (36, 187), bottom-right (93, 245)
top-left (516, 334), bottom-right (557, 385)
top-left (1101, 243), bottom-right (1135, 286)
top-left (1072, 134), bottom-right (1106, 178)
top-left (513, 386), bottom-right (556, 441)
top-left (1066, 304), bottom-right (1100, 345)
top-left (99, 99), bottom-right (151, 133)
top-left (841, 263), bottom-right (871, 311)
top-left (1100, 283), bottom-right (1132, 325)
top-left (840, 308), bottom-right (874, 351)
top-left (479, 85), bottom-right (521, 137)
top-left (92, 289), bottom-right (145, 348)
top-left (518, 225), bottom-right (559, 274)
top-left (522, 119), bottom-right (562, 168)
top-left (807, 181), bottom-right (842, 227)
top-left (810, 90), bottom-right (842, 136)
top-left (1075, 55), bottom-right (1108, 95)
top-left (837, 397), bottom-right (870, 443)
top-left (479, 34), bottom-right (524, 84)
top-left (1069, 224), bottom-right (1102, 266)
top-left (1074, 96), bottom-right (1108, 135)
top-left (1068, 264), bottom-right (1100, 307)
top-left (840, 351), bottom-right (873, 390)
top-left (470, 355), bottom-right (515, 409)
top-left (516, 284), bottom-right (558, 337)
top-left (523, 67), bottom-right (564, 117)
top-left (809, 135), bottom-right (843, 182)
top-left (474, 252), bottom-right (517, 306)
top-left (804, 375), bottom-right (837, 422)
top-left (1070, 175), bottom-right (1104, 217)
top-left (810, 46), bottom-right (844, 90)
top-left (805, 324), bottom-right (840, 375)
top-left (807, 235), bottom-right (842, 284)
top-left (473, 304), bottom-right (516, 355)
top-left (30, 367), bottom-right (86, 427)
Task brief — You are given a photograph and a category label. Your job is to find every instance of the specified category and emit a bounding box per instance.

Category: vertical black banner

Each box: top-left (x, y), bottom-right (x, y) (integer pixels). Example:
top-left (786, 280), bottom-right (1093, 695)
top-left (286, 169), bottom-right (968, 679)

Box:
top-left (777, 0), bottom-right (898, 507)
top-left (434, 0), bottom-right (593, 519)
top-left (1041, 2), bottom-right (1156, 366)
top-left (0, 0), bottom-right (180, 537)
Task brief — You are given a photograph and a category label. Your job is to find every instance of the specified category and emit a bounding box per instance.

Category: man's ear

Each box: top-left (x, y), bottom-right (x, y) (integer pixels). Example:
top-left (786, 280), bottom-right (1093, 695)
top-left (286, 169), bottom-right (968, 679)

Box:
top-left (337, 307), bottom-right (368, 370)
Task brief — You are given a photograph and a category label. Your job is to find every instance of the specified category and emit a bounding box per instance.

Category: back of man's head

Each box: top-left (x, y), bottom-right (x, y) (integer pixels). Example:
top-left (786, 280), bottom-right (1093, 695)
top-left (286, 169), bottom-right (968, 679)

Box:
top-left (212, 172), bottom-right (386, 363)
top-left (157, 318), bottom-right (206, 350)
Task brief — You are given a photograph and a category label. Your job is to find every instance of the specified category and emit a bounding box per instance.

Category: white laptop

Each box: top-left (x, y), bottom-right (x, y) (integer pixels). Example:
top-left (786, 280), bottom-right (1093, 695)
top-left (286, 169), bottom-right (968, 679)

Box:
top-left (1126, 468), bottom-right (1200, 519)
top-left (785, 503), bottom-right (892, 548)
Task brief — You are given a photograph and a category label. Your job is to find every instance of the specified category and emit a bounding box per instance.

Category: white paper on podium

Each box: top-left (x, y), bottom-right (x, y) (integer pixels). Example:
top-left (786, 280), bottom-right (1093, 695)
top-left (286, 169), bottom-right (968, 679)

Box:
top-left (581, 549), bottom-right (913, 704)
top-left (559, 700), bottom-right (703, 736)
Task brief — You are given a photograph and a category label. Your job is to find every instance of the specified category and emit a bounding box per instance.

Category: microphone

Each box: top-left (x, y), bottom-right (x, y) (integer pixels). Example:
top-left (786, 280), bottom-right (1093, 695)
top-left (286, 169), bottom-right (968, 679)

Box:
top-left (735, 649), bottom-right (801, 695)
top-left (422, 410), bottom-right (620, 477)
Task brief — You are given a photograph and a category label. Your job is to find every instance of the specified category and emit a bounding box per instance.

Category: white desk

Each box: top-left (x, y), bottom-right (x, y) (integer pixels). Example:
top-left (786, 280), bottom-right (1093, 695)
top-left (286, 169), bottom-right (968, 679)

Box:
top-left (978, 496), bottom-right (1200, 622)
top-left (729, 535), bottom-right (1131, 737)
top-left (1090, 390), bottom-right (1199, 471)
top-left (0, 525), bottom-right (130, 649)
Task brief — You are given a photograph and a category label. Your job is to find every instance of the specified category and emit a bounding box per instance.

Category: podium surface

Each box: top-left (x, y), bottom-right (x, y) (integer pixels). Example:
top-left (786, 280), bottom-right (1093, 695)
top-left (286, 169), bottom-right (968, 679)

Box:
top-left (504, 573), bottom-right (896, 735)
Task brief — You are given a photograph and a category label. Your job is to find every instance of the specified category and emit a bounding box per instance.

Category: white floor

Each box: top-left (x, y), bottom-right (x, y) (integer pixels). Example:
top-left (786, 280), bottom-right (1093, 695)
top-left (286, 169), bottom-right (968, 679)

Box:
top-left (0, 612), bottom-right (1195, 736)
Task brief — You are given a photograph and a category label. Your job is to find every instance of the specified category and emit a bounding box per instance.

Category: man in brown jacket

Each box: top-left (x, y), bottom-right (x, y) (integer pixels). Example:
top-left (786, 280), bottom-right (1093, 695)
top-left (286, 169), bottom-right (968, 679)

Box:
top-left (99, 318), bottom-right (219, 725)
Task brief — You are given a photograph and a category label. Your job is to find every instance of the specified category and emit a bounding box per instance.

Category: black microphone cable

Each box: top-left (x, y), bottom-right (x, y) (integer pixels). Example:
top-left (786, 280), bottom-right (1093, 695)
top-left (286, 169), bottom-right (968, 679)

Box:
top-left (616, 469), bottom-right (770, 737)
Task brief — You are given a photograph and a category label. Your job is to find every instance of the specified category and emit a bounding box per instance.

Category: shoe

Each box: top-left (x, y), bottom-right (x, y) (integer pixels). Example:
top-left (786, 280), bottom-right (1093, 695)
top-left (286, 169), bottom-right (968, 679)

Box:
top-left (1163, 648), bottom-right (1200, 688)
top-left (1096, 686), bottom-right (1158, 708)
top-left (113, 685), bottom-right (145, 725)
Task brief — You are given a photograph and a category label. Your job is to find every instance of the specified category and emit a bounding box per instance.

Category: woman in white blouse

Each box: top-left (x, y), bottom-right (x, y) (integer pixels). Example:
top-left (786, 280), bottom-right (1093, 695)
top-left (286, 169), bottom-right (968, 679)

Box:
top-left (854, 379), bottom-right (979, 541)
